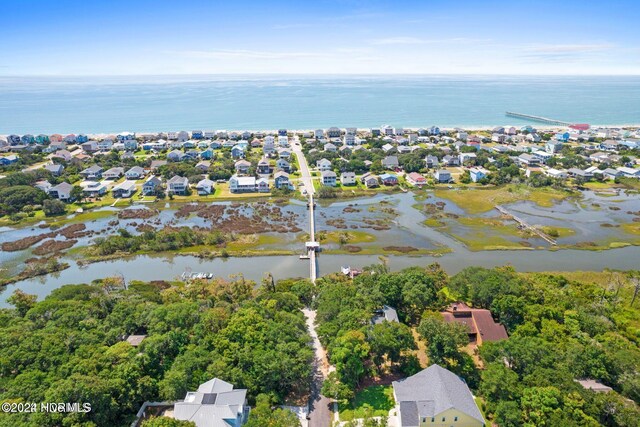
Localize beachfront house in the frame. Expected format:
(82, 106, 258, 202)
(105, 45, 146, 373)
(167, 176, 189, 195)
(173, 378, 248, 427)
(48, 182, 73, 201)
(112, 180, 137, 198)
(326, 127, 341, 138)
(321, 170, 337, 186)
(195, 178, 215, 195)
(392, 365, 485, 427)
(340, 171, 356, 186)
(274, 171, 292, 189)
(142, 176, 162, 195)
(434, 170, 452, 183)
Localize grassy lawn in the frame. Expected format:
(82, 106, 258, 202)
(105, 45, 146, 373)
(434, 184, 572, 214)
(339, 385, 395, 422)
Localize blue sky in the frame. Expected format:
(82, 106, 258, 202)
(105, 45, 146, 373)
(1, 0, 639, 75)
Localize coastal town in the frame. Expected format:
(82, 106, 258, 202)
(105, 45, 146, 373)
(1, 124, 639, 210)
(1, 123, 640, 427)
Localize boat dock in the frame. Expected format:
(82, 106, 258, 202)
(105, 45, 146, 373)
(495, 205, 557, 245)
(505, 111, 571, 126)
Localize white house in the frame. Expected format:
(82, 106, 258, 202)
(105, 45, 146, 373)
(321, 170, 337, 186)
(340, 171, 356, 186)
(195, 178, 215, 195)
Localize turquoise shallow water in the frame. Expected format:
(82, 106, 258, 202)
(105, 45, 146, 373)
(1, 74, 639, 134)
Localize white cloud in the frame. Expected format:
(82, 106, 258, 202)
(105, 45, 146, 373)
(370, 36, 492, 45)
(175, 49, 330, 60)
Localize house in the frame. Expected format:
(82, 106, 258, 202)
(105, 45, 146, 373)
(81, 141, 99, 153)
(442, 302, 507, 346)
(458, 153, 477, 165)
(262, 138, 276, 156)
(231, 145, 245, 159)
(176, 131, 189, 142)
(122, 151, 135, 160)
(372, 305, 399, 324)
(321, 170, 337, 186)
(63, 134, 77, 143)
(80, 165, 104, 180)
(545, 168, 568, 179)
(234, 159, 251, 175)
(274, 171, 292, 189)
(150, 160, 168, 171)
(142, 176, 162, 195)
(406, 172, 427, 187)
(229, 175, 256, 193)
(103, 167, 124, 180)
(617, 167, 640, 178)
(379, 173, 398, 186)
(340, 171, 356, 186)
(43, 163, 64, 176)
(424, 155, 440, 169)
(317, 158, 332, 171)
(195, 178, 215, 195)
(173, 378, 248, 427)
(517, 153, 540, 167)
(195, 161, 211, 172)
(97, 139, 113, 151)
(49, 134, 63, 143)
(433, 170, 452, 183)
(256, 177, 270, 192)
(112, 180, 137, 198)
(545, 141, 563, 153)
(191, 130, 204, 139)
(361, 172, 379, 188)
(382, 156, 399, 169)
(256, 158, 271, 175)
(326, 127, 341, 138)
(469, 167, 489, 183)
(35, 180, 52, 193)
(167, 150, 186, 162)
(576, 379, 613, 393)
(599, 168, 622, 180)
(324, 142, 337, 152)
(442, 155, 459, 166)
(49, 182, 73, 201)
(393, 365, 485, 427)
(276, 158, 290, 172)
(51, 150, 73, 162)
(277, 148, 291, 159)
(167, 176, 189, 195)
(125, 166, 145, 180)
(555, 131, 570, 142)
(200, 148, 214, 160)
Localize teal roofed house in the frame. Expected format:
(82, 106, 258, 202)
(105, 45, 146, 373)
(35, 134, 50, 144)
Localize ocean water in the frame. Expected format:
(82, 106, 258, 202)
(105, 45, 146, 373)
(1, 75, 639, 134)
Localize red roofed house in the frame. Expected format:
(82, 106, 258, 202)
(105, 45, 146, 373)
(441, 302, 507, 346)
(406, 172, 427, 187)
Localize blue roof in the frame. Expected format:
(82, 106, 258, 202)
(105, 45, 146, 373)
(380, 173, 397, 180)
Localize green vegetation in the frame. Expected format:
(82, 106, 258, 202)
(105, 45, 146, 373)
(338, 385, 395, 421)
(434, 185, 572, 214)
(0, 276, 313, 426)
(313, 264, 640, 427)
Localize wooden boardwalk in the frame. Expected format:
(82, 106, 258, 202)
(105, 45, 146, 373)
(495, 205, 557, 245)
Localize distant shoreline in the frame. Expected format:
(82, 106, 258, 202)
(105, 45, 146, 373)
(3, 124, 640, 138)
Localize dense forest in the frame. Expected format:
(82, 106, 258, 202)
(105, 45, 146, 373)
(314, 265, 640, 427)
(0, 276, 314, 427)
(0, 265, 638, 426)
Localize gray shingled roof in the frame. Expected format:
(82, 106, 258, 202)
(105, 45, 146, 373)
(393, 364, 485, 426)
